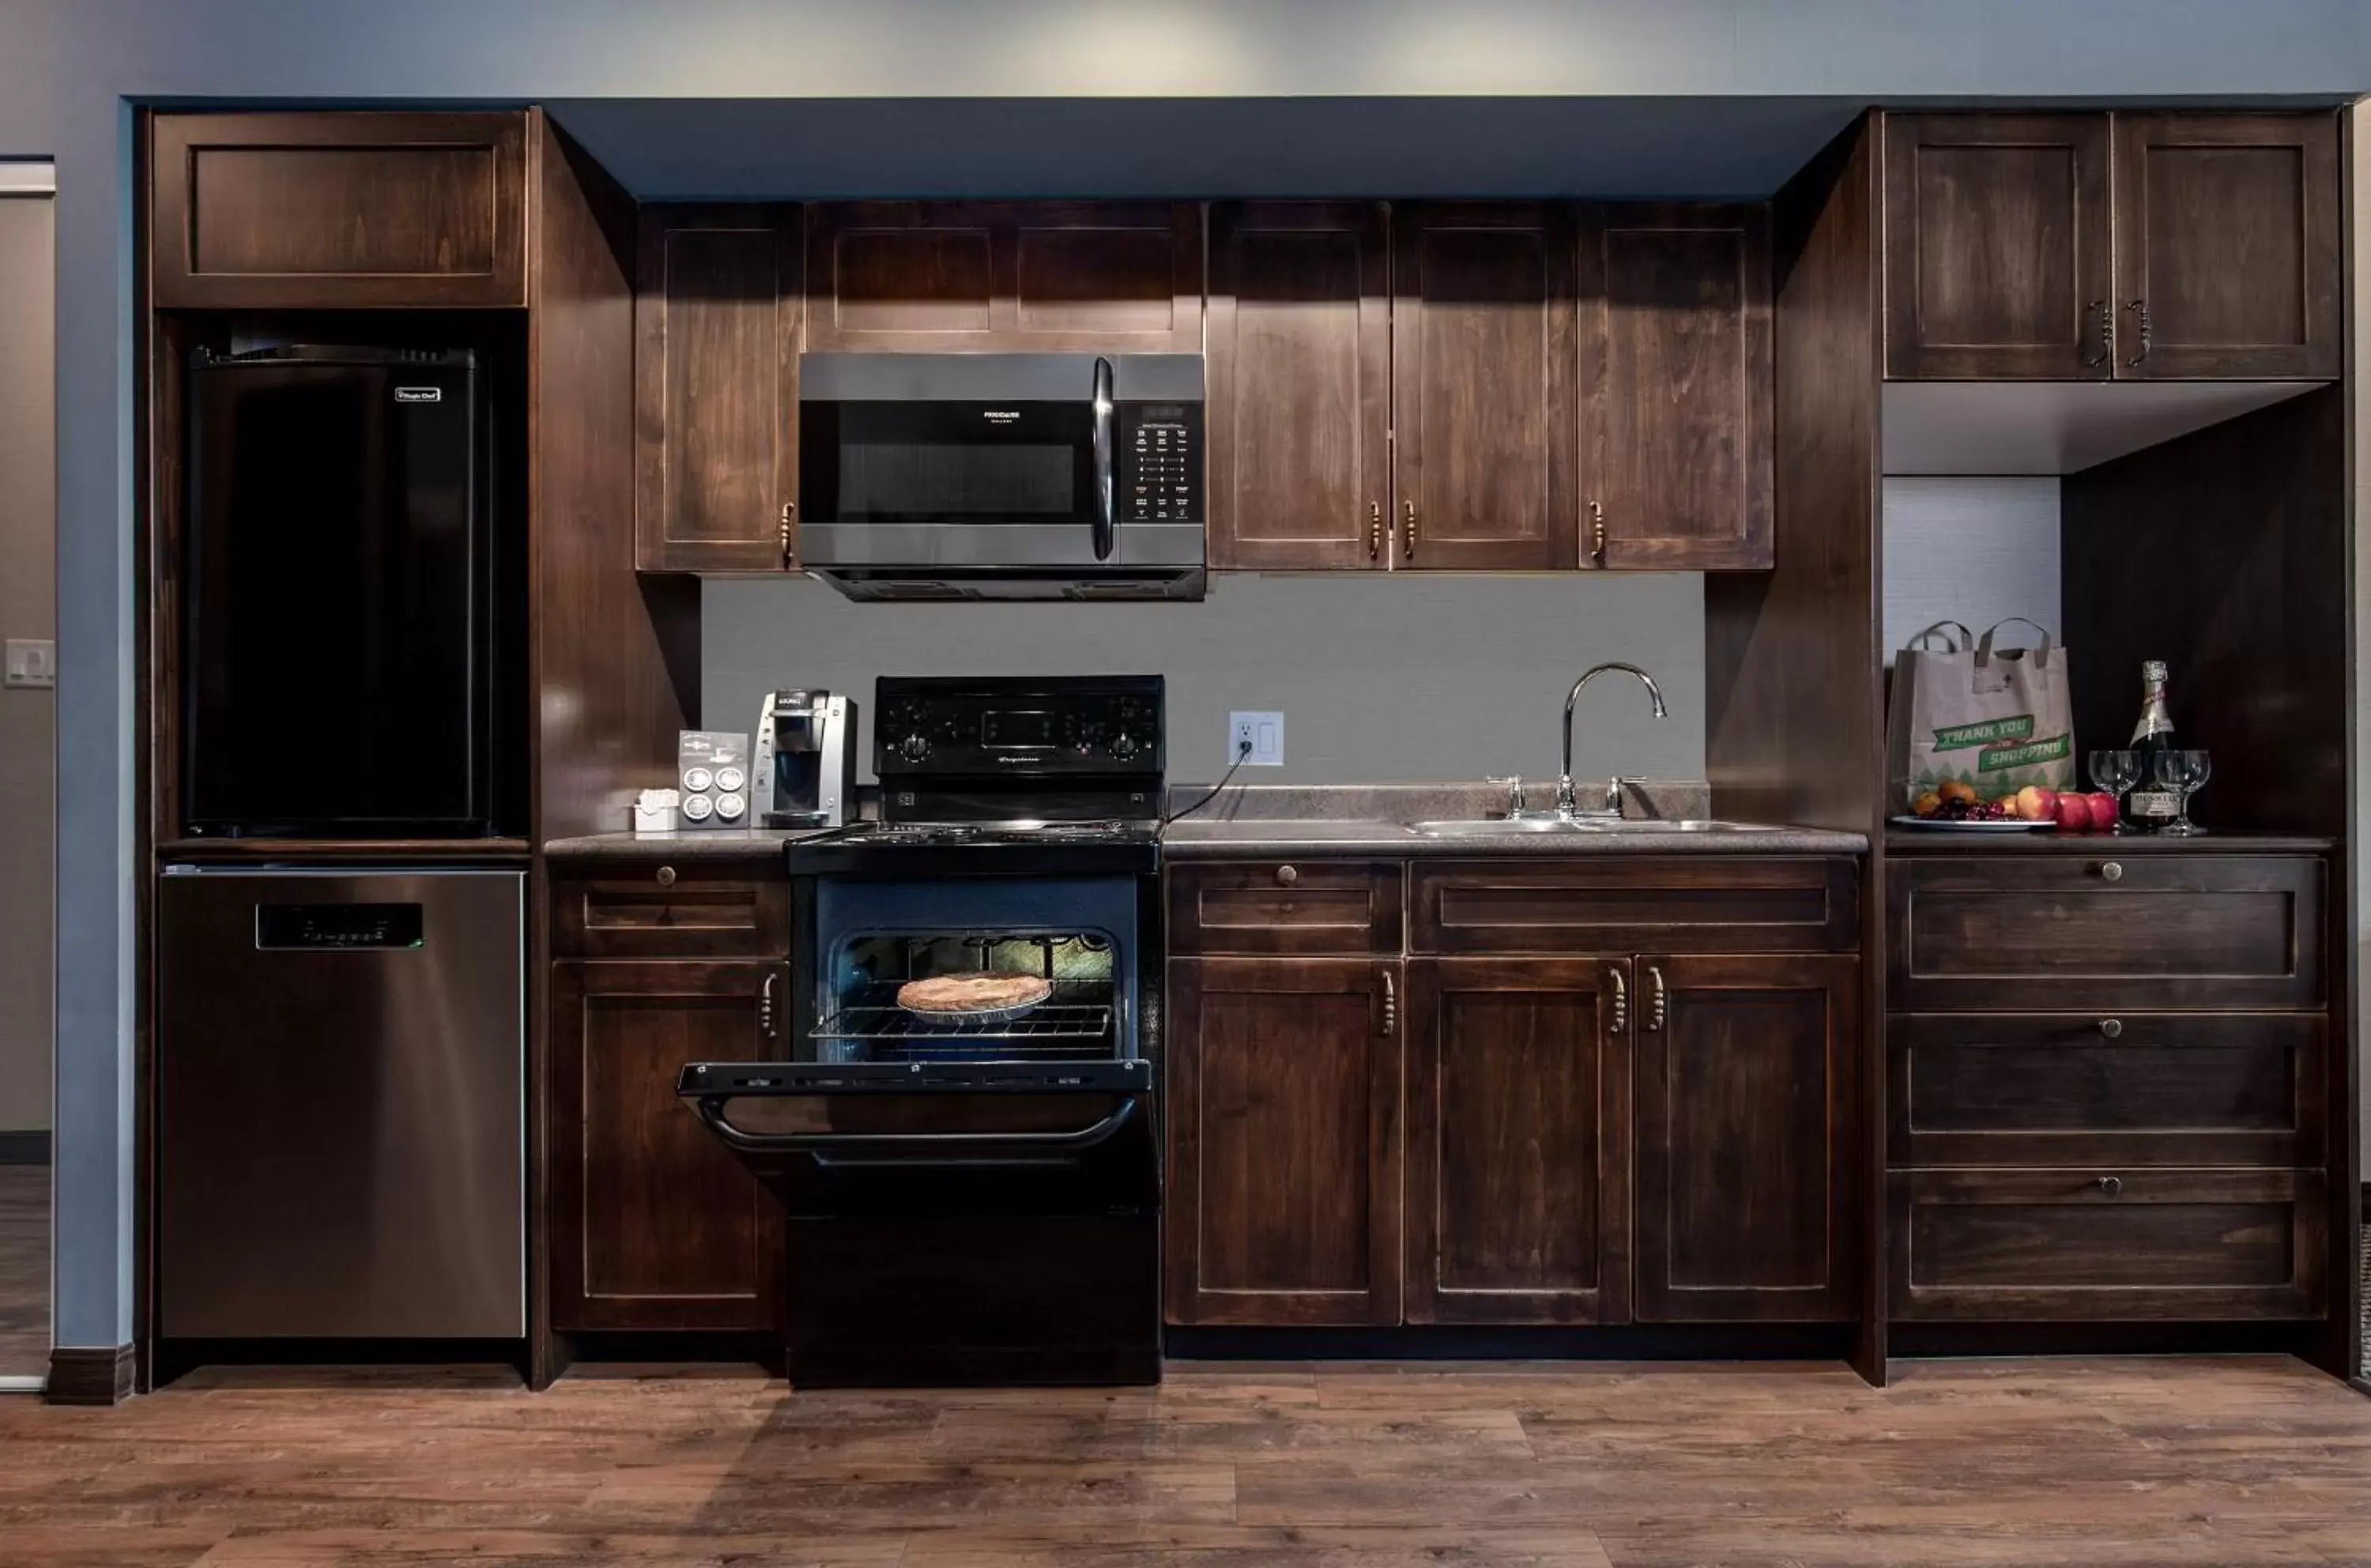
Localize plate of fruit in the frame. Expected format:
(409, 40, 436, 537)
(1894, 782, 2121, 833)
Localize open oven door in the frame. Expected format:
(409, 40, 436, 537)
(677, 1063, 1159, 1388)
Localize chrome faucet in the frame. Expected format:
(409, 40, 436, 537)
(1558, 662, 1668, 819)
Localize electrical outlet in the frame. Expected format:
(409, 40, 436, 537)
(3, 639, 54, 689)
(1228, 710, 1284, 767)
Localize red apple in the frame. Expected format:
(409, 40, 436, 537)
(2013, 785, 2058, 822)
(2050, 792, 2090, 831)
(2086, 792, 2120, 831)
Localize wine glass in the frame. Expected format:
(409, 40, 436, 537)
(2087, 749, 2141, 832)
(2152, 750, 2212, 836)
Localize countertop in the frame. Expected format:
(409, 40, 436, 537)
(1883, 827, 2336, 854)
(543, 827, 831, 861)
(1159, 818, 1868, 857)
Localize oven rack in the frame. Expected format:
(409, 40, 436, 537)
(812, 980, 1115, 1046)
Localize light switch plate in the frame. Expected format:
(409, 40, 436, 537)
(3, 639, 54, 689)
(1228, 710, 1284, 767)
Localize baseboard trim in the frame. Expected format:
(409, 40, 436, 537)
(46, 1345, 135, 1406)
(0, 1129, 50, 1165)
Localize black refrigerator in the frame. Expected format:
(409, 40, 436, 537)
(183, 345, 499, 837)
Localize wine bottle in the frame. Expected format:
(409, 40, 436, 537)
(2123, 660, 2180, 831)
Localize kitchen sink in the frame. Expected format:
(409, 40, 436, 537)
(1412, 816, 1600, 836)
(1412, 816, 1781, 837)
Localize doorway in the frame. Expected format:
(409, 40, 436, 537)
(0, 164, 55, 1387)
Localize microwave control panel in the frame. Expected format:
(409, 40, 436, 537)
(1117, 402, 1203, 526)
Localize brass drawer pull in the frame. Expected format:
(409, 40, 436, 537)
(2080, 300, 2113, 369)
(1275, 865, 1299, 888)
(760, 973, 777, 1039)
(1403, 499, 1417, 560)
(656, 865, 677, 888)
(778, 501, 797, 568)
(2098, 1018, 2124, 1039)
(1369, 501, 1382, 560)
(1381, 968, 1396, 1038)
(2096, 861, 2124, 883)
(1645, 964, 1668, 1032)
(1589, 500, 1607, 565)
(2123, 300, 2150, 368)
(1608, 966, 1628, 1034)
(2095, 1174, 2123, 1197)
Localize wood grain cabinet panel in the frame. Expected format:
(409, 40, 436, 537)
(1889, 1012, 2325, 1170)
(1882, 113, 2112, 379)
(1164, 958, 1403, 1325)
(152, 112, 527, 308)
(1406, 959, 1629, 1325)
(1635, 954, 1857, 1322)
(634, 205, 803, 572)
(1587, 205, 1774, 569)
(549, 961, 786, 1332)
(550, 865, 791, 960)
(1890, 1167, 2326, 1322)
(1887, 854, 2324, 1013)
(1206, 202, 1392, 570)
(1412, 858, 1856, 956)
(1168, 861, 1404, 957)
(1393, 203, 1584, 570)
(2112, 113, 2342, 380)
(806, 202, 1201, 352)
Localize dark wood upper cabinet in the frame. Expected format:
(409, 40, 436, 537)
(1634, 953, 1858, 1323)
(805, 202, 1202, 353)
(1883, 113, 2113, 379)
(2112, 114, 2342, 380)
(548, 959, 786, 1333)
(1164, 957, 1403, 1326)
(152, 112, 528, 309)
(1586, 205, 1774, 570)
(1393, 203, 1584, 571)
(1206, 202, 1392, 570)
(1405, 957, 1630, 1325)
(633, 205, 803, 573)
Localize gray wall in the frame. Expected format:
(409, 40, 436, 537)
(705, 573, 1706, 790)
(9, 0, 2371, 1355)
(1880, 477, 2063, 665)
(0, 188, 53, 1136)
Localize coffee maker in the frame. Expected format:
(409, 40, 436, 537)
(753, 689, 857, 828)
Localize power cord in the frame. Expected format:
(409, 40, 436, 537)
(1162, 737, 1254, 827)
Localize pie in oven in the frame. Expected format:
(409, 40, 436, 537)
(896, 971, 1054, 1015)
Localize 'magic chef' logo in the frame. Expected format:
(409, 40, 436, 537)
(394, 386, 443, 404)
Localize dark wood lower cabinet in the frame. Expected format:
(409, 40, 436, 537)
(1635, 954, 1859, 1322)
(1405, 958, 1628, 1325)
(548, 959, 787, 1332)
(1164, 957, 1403, 1325)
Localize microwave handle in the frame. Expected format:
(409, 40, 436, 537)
(1091, 356, 1116, 562)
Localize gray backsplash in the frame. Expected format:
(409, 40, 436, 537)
(702, 571, 1706, 786)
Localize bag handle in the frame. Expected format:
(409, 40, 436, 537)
(1905, 620, 1973, 654)
(1976, 617, 2055, 669)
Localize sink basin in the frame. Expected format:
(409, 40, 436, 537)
(1412, 816, 1780, 837)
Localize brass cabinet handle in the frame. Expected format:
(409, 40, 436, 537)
(2097, 861, 2124, 883)
(2098, 1017, 2124, 1038)
(1608, 966, 1628, 1034)
(1381, 968, 1397, 1038)
(2080, 300, 2113, 369)
(2095, 1174, 2123, 1197)
(1403, 498, 1417, 560)
(760, 973, 777, 1040)
(1276, 864, 1299, 888)
(1369, 501, 1382, 561)
(656, 865, 677, 888)
(1589, 500, 1607, 565)
(779, 500, 797, 568)
(2123, 300, 2150, 368)
(1645, 964, 1668, 1032)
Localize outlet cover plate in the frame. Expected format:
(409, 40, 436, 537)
(1228, 710, 1284, 767)
(3, 639, 54, 689)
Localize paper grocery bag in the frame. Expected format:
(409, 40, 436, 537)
(1886, 618, 2076, 809)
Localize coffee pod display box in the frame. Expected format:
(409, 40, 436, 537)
(675, 731, 752, 831)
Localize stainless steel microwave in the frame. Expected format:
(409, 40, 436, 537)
(797, 352, 1205, 601)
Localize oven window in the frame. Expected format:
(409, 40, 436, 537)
(816, 932, 1118, 1065)
(803, 401, 1094, 524)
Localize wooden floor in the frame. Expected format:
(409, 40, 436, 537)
(2, 1357, 2369, 1565)
(0, 1159, 47, 1377)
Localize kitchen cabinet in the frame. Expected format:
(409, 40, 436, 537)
(805, 202, 1203, 354)
(1587, 205, 1774, 570)
(1163, 957, 1404, 1325)
(1206, 202, 1393, 571)
(150, 111, 529, 310)
(1634, 953, 1858, 1322)
(1883, 111, 2339, 381)
(1393, 203, 1584, 571)
(548, 957, 788, 1332)
(634, 205, 804, 573)
(1168, 859, 1404, 957)
(1405, 957, 1628, 1324)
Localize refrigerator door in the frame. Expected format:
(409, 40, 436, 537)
(159, 869, 524, 1339)
(183, 348, 489, 835)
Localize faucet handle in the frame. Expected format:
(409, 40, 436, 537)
(1606, 775, 1628, 816)
(1487, 775, 1525, 816)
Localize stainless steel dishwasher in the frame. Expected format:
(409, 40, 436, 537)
(159, 867, 524, 1340)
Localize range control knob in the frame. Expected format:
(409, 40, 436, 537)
(1109, 732, 1141, 761)
(896, 733, 932, 763)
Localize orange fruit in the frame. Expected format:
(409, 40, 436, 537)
(1912, 791, 1942, 816)
(1939, 779, 1977, 804)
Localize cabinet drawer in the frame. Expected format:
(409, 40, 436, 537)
(1411, 858, 1856, 956)
(551, 865, 791, 959)
(1168, 862, 1403, 956)
(1889, 1168, 2325, 1322)
(1887, 854, 2323, 1012)
(1889, 1013, 2324, 1169)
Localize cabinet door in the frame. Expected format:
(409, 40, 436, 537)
(1587, 205, 1773, 570)
(1406, 958, 1629, 1325)
(1206, 203, 1391, 570)
(2111, 113, 2342, 380)
(805, 202, 1202, 353)
(1165, 958, 1403, 1325)
(548, 960, 787, 1332)
(1882, 114, 2113, 379)
(634, 205, 803, 572)
(1634, 954, 1857, 1322)
(1393, 203, 1583, 570)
